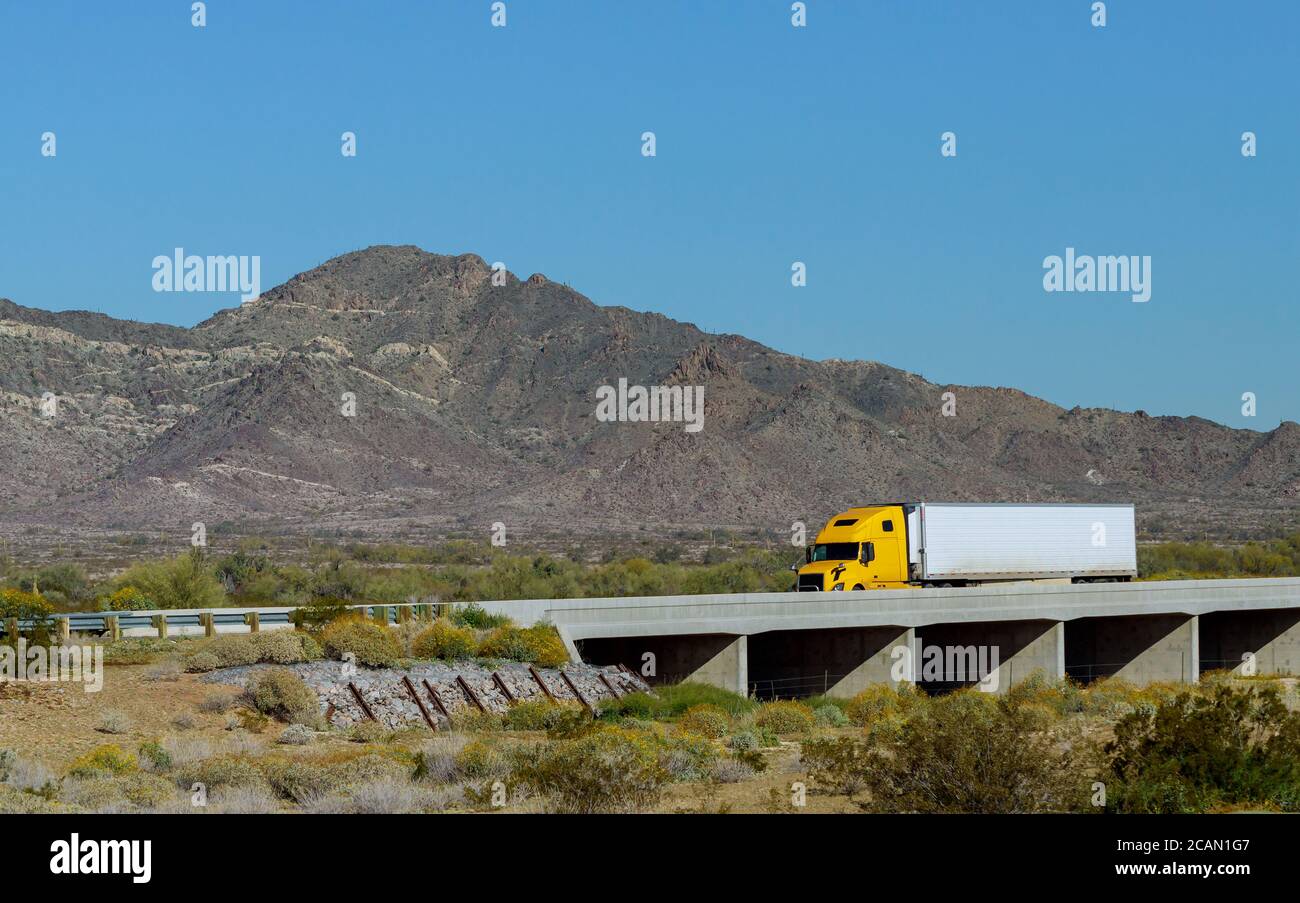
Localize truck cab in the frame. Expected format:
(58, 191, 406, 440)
(796, 505, 910, 591)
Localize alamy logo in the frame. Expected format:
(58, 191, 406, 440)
(1042, 247, 1150, 303)
(1, 640, 103, 692)
(595, 378, 704, 433)
(890, 639, 1002, 692)
(50, 834, 151, 884)
(152, 248, 261, 304)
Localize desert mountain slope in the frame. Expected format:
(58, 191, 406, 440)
(1, 245, 1296, 538)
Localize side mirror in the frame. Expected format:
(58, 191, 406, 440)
(789, 562, 799, 572)
(861, 542, 875, 564)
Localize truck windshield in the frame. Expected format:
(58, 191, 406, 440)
(808, 542, 859, 562)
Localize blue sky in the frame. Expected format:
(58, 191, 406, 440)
(1, 1, 1296, 428)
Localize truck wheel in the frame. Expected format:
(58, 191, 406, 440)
(851, 584, 864, 591)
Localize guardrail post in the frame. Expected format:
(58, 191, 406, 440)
(373, 605, 388, 626)
(245, 611, 260, 633)
(398, 606, 411, 624)
(57, 618, 71, 643)
(5, 617, 17, 641)
(104, 615, 120, 641)
(200, 612, 215, 637)
(151, 614, 168, 639)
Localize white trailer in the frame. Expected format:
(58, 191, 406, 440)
(905, 502, 1136, 584)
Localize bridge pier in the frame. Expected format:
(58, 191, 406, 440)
(1066, 613, 1199, 685)
(916, 619, 1064, 693)
(574, 633, 748, 692)
(1199, 608, 1300, 676)
(747, 626, 913, 698)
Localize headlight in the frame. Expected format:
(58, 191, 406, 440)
(832, 582, 845, 591)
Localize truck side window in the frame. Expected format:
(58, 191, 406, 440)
(882, 520, 894, 532)
(861, 542, 875, 564)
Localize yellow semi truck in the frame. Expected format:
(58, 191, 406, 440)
(794, 502, 1137, 591)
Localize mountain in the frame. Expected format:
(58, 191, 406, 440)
(1, 245, 1297, 542)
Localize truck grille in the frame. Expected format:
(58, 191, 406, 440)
(797, 574, 823, 591)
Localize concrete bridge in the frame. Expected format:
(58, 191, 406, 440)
(480, 577, 1300, 697)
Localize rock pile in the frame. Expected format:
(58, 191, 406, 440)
(210, 660, 651, 730)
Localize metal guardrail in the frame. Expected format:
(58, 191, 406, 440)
(0, 600, 437, 637)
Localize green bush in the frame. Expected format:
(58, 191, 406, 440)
(115, 549, 225, 609)
(814, 704, 850, 727)
(846, 691, 1085, 813)
(320, 617, 401, 668)
(174, 756, 267, 792)
(249, 668, 321, 726)
(411, 620, 477, 660)
(1104, 683, 1300, 813)
(202, 631, 319, 669)
(754, 700, 816, 735)
(844, 683, 925, 726)
(138, 741, 172, 772)
(449, 603, 510, 629)
(476, 626, 535, 662)
(598, 682, 756, 721)
(515, 726, 667, 813)
(185, 652, 220, 673)
(677, 704, 730, 739)
(502, 699, 565, 731)
(67, 744, 138, 778)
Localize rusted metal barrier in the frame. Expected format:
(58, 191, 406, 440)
(528, 665, 556, 701)
(559, 670, 594, 714)
(491, 671, 516, 704)
(421, 679, 453, 724)
(456, 675, 487, 713)
(402, 675, 439, 731)
(348, 683, 378, 722)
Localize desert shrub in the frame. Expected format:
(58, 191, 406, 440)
(261, 759, 334, 801)
(848, 691, 1085, 813)
(453, 708, 505, 732)
(160, 735, 213, 766)
(514, 726, 667, 813)
(1, 754, 55, 793)
(96, 710, 132, 735)
(67, 744, 138, 778)
(454, 740, 510, 781)
(727, 731, 759, 752)
(814, 704, 850, 727)
(277, 724, 315, 746)
(249, 668, 321, 726)
(251, 630, 321, 664)
(138, 741, 172, 772)
(598, 681, 756, 721)
(502, 699, 564, 731)
(324, 752, 412, 790)
(449, 603, 511, 629)
(104, 586, 153, 611)
(145, 660, 182, 682)
(102, 638, 178, 665)
(476, 626, 535, 662)
(204, 634, 260, 668)
(677, 704, 730, 739)
(414, 734, 471, 784)
(844, 683, 925, 727)
(659, 731, 719, 782)
(174, 755, 267, 792)
(320, 617, 401, 668)
(710, 757, 756, 784)
(754, 700, 816, 735)
(802, 735, 875, 796)
(213, 784, 279, 814)
(116, 549, 225, 609)
(348, 721, 390, 744)
(1005, 670, 1084, 717)
(198, 692, 239, 714)
(411, 620, 477, 660)
(0, 587, 54, 643)
(348, 777, 432, 814)
(185, 652, 220, 673)
(521, 624, 568, 667)
(1103, 683, 1300, 813)
(0, 785, 66, 814)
